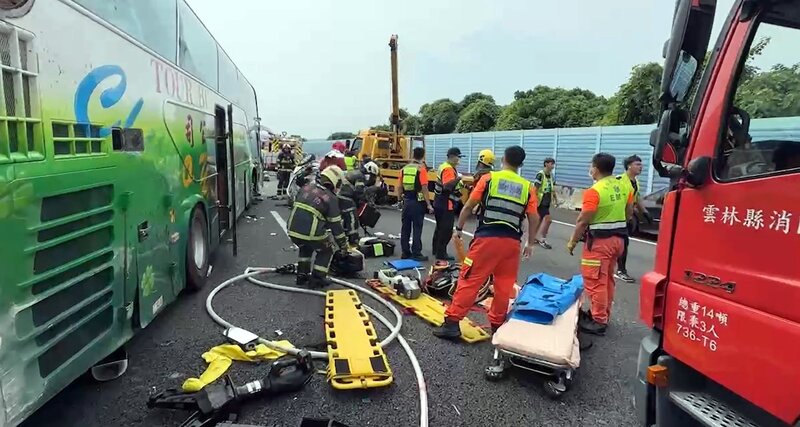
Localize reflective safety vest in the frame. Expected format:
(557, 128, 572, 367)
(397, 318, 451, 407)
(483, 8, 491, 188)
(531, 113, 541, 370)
(536, 170, 553, 200)
(478, 170, 530, 234)
(588, 175, 630, 238)
(288, 184, 345, 244)
(344, 156, 357, 171)
(434, 162, 463, 204)
(401, 163, 424, 202)
(617, 173, 640, 203)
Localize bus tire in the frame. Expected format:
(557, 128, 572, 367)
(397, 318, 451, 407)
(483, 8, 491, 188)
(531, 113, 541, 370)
(186, 206, 209, 292)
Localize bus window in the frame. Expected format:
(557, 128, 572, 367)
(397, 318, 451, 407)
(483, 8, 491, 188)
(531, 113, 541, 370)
(178, 1, 218, 89)
(74, 0, 177, 62)
(716, 20, 800, 180)
(219, 48, 240, 104)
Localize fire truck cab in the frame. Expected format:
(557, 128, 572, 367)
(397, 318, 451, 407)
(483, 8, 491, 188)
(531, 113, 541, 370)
(636, 0, 800, 426)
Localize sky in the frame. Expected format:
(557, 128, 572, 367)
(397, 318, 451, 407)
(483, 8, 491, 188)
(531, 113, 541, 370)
(188, 0, 737, 138)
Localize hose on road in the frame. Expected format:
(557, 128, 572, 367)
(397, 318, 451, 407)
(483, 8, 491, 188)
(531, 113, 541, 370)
(205, 267, 429, 427)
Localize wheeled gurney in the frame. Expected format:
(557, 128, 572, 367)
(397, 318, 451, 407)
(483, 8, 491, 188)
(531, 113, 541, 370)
(485, 299, 582, 399)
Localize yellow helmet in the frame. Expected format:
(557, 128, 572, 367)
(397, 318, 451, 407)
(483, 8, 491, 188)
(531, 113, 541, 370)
(320, 165, 344, 189)
(478, 149, 495, 167)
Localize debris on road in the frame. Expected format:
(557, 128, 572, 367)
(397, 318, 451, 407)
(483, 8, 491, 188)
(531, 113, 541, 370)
(270, 232, 277, 236)
(452, 403, 461, 416)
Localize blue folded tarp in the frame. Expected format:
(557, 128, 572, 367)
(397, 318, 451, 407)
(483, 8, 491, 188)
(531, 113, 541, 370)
(509, 273, 584, 325)
(385, 259, 423, 271)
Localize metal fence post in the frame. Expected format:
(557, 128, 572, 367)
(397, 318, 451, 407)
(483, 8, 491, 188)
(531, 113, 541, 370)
(595, 126, 602, 154)
(553, 129, 559, 181)
(468, 133, 474, 173)
(647, 144, 656, 193)
(519, 130, 524, 175)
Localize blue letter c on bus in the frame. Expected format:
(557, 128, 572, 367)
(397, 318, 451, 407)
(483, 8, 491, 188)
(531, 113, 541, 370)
(74, 65, 144, 137)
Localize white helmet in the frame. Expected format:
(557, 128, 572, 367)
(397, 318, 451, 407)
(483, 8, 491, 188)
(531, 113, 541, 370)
(363, 161, 379, 176)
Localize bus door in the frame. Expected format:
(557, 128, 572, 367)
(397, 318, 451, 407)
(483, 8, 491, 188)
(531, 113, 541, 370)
(212, 105, 238, 256)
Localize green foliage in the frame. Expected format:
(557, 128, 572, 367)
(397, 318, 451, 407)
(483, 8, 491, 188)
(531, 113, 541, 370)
(371, 124, 392, 131)
(613, 62, 663, 125)
(459, 92, 495, 111)
(455, 99, 501, 133)
(418, 99, 461, 134)
(736, 64, 800, 118)
(327, 132, 356, 140)
(496, 86, 607, 130)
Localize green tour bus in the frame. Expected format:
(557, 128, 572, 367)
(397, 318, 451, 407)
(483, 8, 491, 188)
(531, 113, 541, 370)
(0, 0, 261, 425)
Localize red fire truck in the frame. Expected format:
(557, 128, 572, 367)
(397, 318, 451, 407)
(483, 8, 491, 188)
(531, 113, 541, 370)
(636, 0, 800, 426)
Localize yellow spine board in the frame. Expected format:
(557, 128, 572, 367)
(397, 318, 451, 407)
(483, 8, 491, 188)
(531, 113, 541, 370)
(367, 281, 490, 343)
(324, 290, 393, 390)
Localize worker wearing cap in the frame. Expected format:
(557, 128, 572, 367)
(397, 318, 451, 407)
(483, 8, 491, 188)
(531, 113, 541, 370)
(432, 147, 465, 261)
(434, 146, 540, 339)
(288, 166, 349, 288)
(567, 153, 634, 336)
(394, 147, 432, 261)
(532, 157, 557, 249)
(276, 144, 296, 198)
(339, 169, 367, 245)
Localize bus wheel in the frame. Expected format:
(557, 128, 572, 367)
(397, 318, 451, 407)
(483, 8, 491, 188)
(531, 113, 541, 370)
(186, 206, 209, 292)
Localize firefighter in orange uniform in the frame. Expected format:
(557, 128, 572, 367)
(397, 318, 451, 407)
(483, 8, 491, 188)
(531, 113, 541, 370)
(433, 146, 540, 339)
(567, 153, 634, 336)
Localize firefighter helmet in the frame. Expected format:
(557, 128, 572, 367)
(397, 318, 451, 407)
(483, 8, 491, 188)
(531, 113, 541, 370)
(478, 149, 495, 167)
(363, 161, 379, 176)
(320, 165, 344, 189)
(425, 261, 493, 302)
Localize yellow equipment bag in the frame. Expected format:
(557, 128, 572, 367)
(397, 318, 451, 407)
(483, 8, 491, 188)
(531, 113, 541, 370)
(366, 280, 490, 343)
(324, 289, 393, 390)
(182, 341, 294, 392)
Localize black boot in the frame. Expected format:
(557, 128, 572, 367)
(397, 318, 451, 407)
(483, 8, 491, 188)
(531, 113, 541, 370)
(296, 273, 310, 287)
(433, 319, 461, 340)
(310, 275, 335, 289)
(579, 318, 607, 336)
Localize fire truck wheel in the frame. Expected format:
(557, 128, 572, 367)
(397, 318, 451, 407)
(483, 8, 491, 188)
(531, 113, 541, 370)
(186, 206, 210, 292)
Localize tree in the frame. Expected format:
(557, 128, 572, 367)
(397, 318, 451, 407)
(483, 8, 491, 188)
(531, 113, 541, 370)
(736, 63, 800, 118)
(495, 86, 607, 130)
(459, 92, 495, 111)
(327, 132, 356, 140)
(418, 99, 460, 134)
(455, 99, 501, 133)
(371, 124, 392, 131)
(612, 62, 663, 125)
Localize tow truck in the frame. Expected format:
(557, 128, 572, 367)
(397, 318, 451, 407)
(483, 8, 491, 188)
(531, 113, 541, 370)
(636, 1, 800, 426)
(349, 35, 471, 203)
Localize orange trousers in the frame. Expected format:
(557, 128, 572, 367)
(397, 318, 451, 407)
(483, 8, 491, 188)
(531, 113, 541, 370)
(581, 236, 624, 325)
(445, 236, 521, 328)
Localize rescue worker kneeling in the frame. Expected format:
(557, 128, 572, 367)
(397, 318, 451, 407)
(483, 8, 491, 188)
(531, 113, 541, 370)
(288, 166, 349, 288)
(434, 146, 540, 339)
(566, 153, 633, 336)
(339, 169, 367, 245)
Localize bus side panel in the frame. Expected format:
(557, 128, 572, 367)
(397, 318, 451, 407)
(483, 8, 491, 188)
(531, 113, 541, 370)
(0, 2, 248, 424)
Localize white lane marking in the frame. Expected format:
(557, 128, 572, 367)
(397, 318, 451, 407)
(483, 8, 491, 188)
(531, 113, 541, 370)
(551, 219, 656, 246)
(270, 210, 298, 249)
(424, 217, 474, 237)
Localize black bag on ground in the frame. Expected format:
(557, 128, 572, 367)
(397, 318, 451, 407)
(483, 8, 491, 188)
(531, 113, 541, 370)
(358, 237, 395, 258)
(357, 202, 381, 228)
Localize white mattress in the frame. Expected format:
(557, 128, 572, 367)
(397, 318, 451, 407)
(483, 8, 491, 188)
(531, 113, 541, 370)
(492, 300, 581, 369)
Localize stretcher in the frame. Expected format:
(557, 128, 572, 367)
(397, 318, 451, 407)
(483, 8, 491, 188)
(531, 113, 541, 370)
(324, 289, 393, 390)
(366, 279, 490, 343)
(484, 299, 582, 399)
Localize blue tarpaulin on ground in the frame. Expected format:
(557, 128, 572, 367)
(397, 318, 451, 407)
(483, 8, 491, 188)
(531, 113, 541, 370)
(385, 259, 423, 271)
(509, 273, 584, 325)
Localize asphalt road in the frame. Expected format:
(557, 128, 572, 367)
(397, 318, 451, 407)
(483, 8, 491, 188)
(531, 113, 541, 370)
(22, 180, 655, 427)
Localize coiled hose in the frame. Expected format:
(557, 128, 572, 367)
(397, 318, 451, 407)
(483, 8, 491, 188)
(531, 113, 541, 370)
(205, 267, 429, 427)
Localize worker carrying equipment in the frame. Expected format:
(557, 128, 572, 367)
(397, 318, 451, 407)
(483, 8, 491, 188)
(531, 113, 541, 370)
(434, 145, 541, 340)
(567, 153, 633, 336)
(288, 165, 349, 288)
(339, 169, 367, 245)
(276, 144, 296, 198)
(433, 147, 465, 261)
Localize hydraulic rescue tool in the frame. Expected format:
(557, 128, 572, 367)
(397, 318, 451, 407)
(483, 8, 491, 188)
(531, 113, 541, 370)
(375, 268, 422, 299)
(147, 351, 315, 427)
